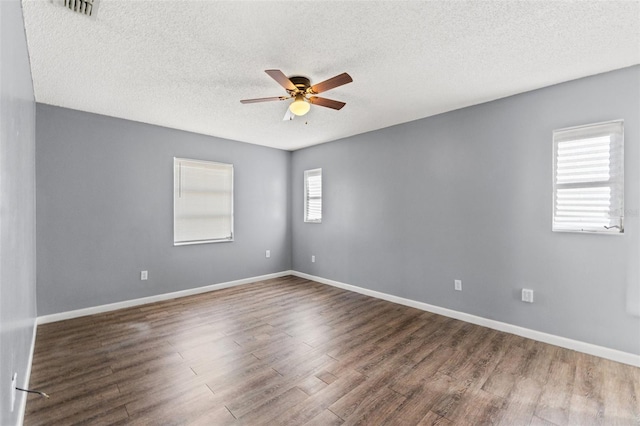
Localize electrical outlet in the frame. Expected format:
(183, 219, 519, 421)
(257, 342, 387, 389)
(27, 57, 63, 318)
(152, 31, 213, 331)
(311, 255, 316, 263)
(454, 279, 462, 291)
(265, 250, 271, 258)
(10, 372, 17, 412)
(522, 288, 534, 303)
(140, 270, 148, 280)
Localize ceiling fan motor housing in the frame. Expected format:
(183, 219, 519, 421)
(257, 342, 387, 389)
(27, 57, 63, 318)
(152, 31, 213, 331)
(288, 76, 311, 94)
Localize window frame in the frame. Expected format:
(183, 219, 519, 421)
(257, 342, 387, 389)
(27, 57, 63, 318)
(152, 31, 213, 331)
(173, 157, 234, 245)
(304, 168, 322, 223)
(552, 120, 624, 234)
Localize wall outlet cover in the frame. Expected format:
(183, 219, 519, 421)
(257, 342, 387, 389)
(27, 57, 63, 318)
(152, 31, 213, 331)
(454, 279, 462, 291)
(522, 288, 534, 303)
(265, 250, 271, 258)
(141, 270, 148, 280)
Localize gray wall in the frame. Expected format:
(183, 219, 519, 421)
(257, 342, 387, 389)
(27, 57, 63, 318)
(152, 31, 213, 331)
(33, 64, 640, 357)
(0, 1, 38, 424)
(292, 66, 640, 355)
(36, 105, 291, 315)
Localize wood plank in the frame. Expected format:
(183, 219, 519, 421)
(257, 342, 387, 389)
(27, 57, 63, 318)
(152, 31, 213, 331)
(567, 394, 605, 425)
(303, 409, 344, 426)
(234, 386, 309, 424)
(339, 385, 406, 426)
(534, 358, 575, 425)
(495, 376, 543, 425)
(329, 368, 404, 420)
(417, 410, 453, 425)
(601, 359, 640, 423)
(185, 405, 237, 425)
(296, 375, 329, 396)
(316, 370, 338, 385)
(529, 414, 558, 426)
(272, 369, 366, 425)
(377, 373, 454, 424)
(125, 384, 220, 424)
(440, 388, 505, 425)
(482, 370, 517, 399)
(389, 345, 455, 396)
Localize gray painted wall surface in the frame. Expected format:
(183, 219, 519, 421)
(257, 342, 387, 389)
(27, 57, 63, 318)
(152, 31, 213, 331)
(292, 66, 640, 355)
(0, 1, 37, 424)
(36, 105, 291, 315)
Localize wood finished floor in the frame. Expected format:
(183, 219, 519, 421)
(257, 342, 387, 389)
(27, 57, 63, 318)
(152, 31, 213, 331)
(25, 276, 639, 425)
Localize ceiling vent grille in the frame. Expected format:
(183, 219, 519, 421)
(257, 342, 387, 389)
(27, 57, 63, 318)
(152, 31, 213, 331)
(52, 0, 99, 17)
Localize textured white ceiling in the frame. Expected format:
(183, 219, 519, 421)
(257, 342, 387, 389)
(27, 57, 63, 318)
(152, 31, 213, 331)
(22, 1, 640, 151)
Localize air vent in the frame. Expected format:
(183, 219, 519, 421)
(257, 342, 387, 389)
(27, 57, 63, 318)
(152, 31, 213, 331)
(52, 0, 99, 17)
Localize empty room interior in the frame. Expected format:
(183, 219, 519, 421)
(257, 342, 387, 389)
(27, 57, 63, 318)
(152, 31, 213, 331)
(2, 0, 640, 425)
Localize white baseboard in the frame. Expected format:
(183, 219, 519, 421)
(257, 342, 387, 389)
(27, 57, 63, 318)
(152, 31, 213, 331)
(17, 320, 37, 426)
(37, 271, 294, 325)
(291, 271, 640, 367)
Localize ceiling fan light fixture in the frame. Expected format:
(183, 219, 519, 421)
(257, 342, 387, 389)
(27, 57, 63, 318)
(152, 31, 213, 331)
(289, 94, 310, 116)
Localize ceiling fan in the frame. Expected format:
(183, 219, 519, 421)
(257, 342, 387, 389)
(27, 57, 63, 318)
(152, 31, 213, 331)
(240, 70, 353, 120)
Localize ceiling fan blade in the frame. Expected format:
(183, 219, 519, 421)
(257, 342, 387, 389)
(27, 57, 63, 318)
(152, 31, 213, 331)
(265, 70, 297, 91)
(309, 96, 346, 110)
(240, 96, 290, 104)
(283, 108, 295, 121)
(309, 73, 353, 94)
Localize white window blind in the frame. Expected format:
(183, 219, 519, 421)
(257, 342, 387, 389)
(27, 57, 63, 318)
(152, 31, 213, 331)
(552, 120, 624, 234)
(174, 158, 234, 245)
(304, 168, 322, 223)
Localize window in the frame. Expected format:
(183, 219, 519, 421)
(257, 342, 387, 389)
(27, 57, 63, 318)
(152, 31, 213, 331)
(552, 120, 624, 234)
(304, 168, 322, 223)
(174, 158, 233, 245)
